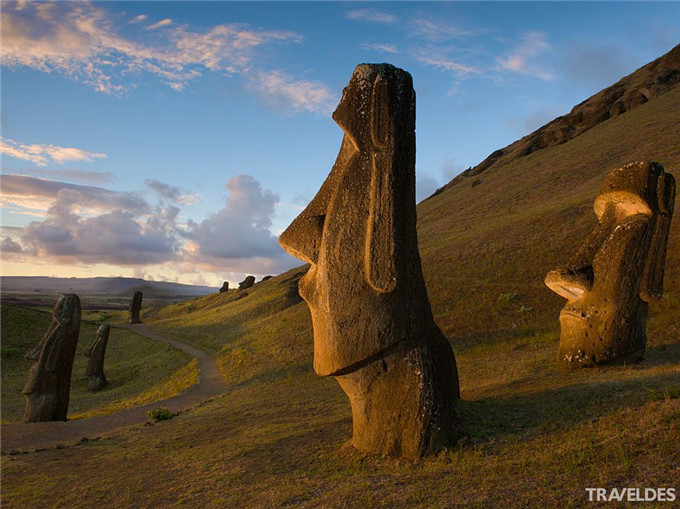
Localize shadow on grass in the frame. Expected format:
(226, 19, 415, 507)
(456, 345, 680, 445)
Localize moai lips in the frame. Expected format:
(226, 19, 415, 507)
(546, 162, 675, 367)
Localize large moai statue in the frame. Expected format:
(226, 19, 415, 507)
(238, 276, 255, 290)
(128, 291, 143, 324)
(23, 294, 81, 422)
(84, 323, 110, 392)
(279, 63, 460, 457)
(545, 162, 675, 367)
(219, 281, 229, 293)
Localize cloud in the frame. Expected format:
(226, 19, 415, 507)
(187, 174, 296, 271)
(496, 31, 553, 80)
(1, 137, 106, 166)
(20, 190, 182, 265)
(411, 18, 476, 41)
(415, 52, 481, 78)
(1, 236, 24, 253)
(146, 18, 172, 30)
(346, 9, 397, 24)
(130, 14, 147, 24)
(416, 171, 441, 203)
(522, 105, 566, 133)
(360, 43, 399, 54)
(0, 174, 148, 215)
(441, 158, 464, 181)
(247, 69, 336, 115)
(20, 168, 115, 185)
(146, 179, 182, 201)
(0, 1, 307, 98)
(561, 42, 630, 90)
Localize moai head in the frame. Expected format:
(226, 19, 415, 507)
(545, 162, 675, 367)
(238, 276, 255, 290)
(279, 63, 426, 376)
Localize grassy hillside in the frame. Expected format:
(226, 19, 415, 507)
(2, 56, 679, 507)
(0, 303, 196, 422)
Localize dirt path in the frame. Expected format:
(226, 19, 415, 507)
(1, 324, 226, 454)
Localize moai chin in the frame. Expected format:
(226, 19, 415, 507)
(128, 291, 143, 324)
(279, 63, 460, 457)
(85, 323, 110, 392)
(23, 293, 81, 422)
(545, 162, 675, 367)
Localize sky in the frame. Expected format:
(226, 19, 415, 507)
(1, 1, 679, 288)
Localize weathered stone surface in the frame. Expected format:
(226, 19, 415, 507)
(84, 323, 110, 392)
(545, 161, 675, 367)
(279, 63, 460, 457)
(128, 291, 143, 324)
(219, 281, 229, 293)
(260, 275, 273, 282)
(23, 294, 81, 422)
(238, 276, 255, 290)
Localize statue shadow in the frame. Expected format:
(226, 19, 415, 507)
(455, 342, 680, 445)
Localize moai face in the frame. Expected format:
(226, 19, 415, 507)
(546, 162, 675, 366)
(279, 64, 425, 376)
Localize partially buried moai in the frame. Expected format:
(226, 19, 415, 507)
(84, 323, 110, 391)
(23, 294, 81, 422)
(128, 291, 143, 324)
(545, 161, 675, 367)
(279, 63, 460, 457)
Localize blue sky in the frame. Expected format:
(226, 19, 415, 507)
(1, 1, 678, 287)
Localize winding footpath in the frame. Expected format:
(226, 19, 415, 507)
(1, 324, 226, 454)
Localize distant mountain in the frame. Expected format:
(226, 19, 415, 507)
(434, 43, 680, 196)
(0, 276, 216, 297)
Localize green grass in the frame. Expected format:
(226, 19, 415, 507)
(1, 303, 195, 422)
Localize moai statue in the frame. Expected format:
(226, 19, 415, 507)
(238, 276, 255, 290)
(279, 64, 460, 457)
(23, 294, 81, 422)
(219, 281, 229, 293)
(128, 291, 143, 324)
(84, 323, 110, 391)
(545, 161, 675, 367)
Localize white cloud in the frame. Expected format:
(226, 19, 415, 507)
(411, 18, 476, 41)
(19, 168, 115, 185)
(415, 52, 481, 77)
(247, 69, 336, 115)
(496, 31, 553, 81)
(146, 18, 172, 30)
(1, 137, 106, 166)
(360, 43, 399, 54)
(346, 9, 397, 24)
(0, 1, 311, 103)
(130, 14, 147, 24)
(187, 174, 296, 271)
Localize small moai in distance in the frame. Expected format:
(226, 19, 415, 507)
(84, 323, 110, 392)
(219, 281, 229, 293)
(279, 63, 460, 457)
(545, 161, 675, 367)
(23, 293, 81, 422)
(128, 291, 143, 324)
(238, 276, 255, 290)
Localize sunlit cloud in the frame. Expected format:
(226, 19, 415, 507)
(496, 31, 553, 80)
(411, 18, 477, 40)
(247, 69, 336, 115)
(129, 14, 147, 24)
(146, 18, 172, 30)
(415, 52, 481, 77)
(346, 9, 397, 24)
(1, 137, 106, 166)
(360, 43, 399, 54)
(20, 168, 115, 185)
(1, 1, 309, 101)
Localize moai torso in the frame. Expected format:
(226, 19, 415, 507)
(85, 323, 110, 391)
(545, 162, 675, 367)
(128, 291, 143, 324)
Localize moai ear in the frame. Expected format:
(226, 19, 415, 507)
(365, 75, 398, 293)
(641, 172, 675, 301)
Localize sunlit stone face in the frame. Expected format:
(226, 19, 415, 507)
(545, 162, 675, 367)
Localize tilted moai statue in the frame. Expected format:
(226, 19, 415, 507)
(545, 162, 675, 367)
(238, 276, 255, 290)
(219, 281, 229, 293)
(84, 323, 110, 392)
(128, 291, 143, 324)
(279, 64, 460, 457)
(23, 294, 81, 422)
